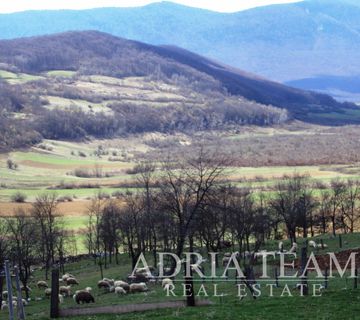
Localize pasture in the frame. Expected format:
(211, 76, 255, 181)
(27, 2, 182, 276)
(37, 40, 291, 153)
(6, 232, 360, 320)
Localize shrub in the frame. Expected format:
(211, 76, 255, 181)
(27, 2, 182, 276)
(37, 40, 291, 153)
(11, 192, 27, 203)
(7, 159, 18, 170)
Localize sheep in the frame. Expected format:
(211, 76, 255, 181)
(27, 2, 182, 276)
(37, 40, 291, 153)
(44, 288, 52, 297)
(74, 291, 95, 304)
(58, 295, 64, 304)
(108, 286, 115, 293)
(61, 273, 75, 282)
(161, 278, 173, 288)
(222, 256, 230, 267)
(102, 278, 114, 286)
(2, 291, 8, 299)
(75, 287, 92, 295)
(37, 281, 48, 289)
(115, 286, 127, 295)
(20, 285, 32, 293)
(278, 241, 284, 252)
(129, 282, 148, 293)
(135, 267, 150, 275)
(1, 301, 8, 310)
(114, 281, 130, 292)
(59, 286, 72, 297)
(97, 280, 111, 289)
(288, 242, 298, 253)
(66, 277, 79, 286)
(13, 297, 28, 306)
(308, 240, 317, 248)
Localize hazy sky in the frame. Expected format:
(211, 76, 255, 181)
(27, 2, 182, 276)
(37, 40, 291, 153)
(0, 0, 301, 14)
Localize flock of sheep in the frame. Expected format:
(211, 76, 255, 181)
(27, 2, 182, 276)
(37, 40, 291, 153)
(1, 240, 329, 310)
(1, 268, 175, 310)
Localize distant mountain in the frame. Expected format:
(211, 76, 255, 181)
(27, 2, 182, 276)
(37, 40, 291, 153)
(0, 1, 360, 100)
(0, 30, 355, 123)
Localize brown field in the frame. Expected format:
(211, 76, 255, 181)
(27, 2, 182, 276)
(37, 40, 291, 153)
(0, 200, 91, 216)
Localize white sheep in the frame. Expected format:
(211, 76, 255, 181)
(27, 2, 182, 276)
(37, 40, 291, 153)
(58, 295, 64, 304)
(66, 277, 79, 285)
(2, 291, 8, 299)
(115, 286, 127, 295)
(1, 301, 8, 310)
(288, 242, 298, 253)
(102, 278, 115, 286)
(59, 286, 72, 297)
(308, 240, 317, 248)
(129, 282, 148, 293)
(278, 241, 284, 252)
(44, 288, 52, 297)
(37, 281, 48, 289)
(222, 256, 230, 267)
(161, 278, 173, 288)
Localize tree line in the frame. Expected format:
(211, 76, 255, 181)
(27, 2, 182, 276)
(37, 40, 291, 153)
(1, 149, 360, 294)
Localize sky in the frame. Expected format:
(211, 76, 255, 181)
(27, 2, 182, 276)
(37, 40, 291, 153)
(0, 0, 302, 14)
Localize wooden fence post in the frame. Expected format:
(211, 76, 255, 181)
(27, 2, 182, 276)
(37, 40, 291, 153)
(339, 234, 342, 249)
(300, 247, 308, 296)
(183, 262, 195, 307)
(275, 267, 280, 288)
(4, 261, 15, 320)
(354, 269, 358, 289)
(14, 266, 26, 320)
(50, 268, 60, 318)
(324, 268, 328, 289)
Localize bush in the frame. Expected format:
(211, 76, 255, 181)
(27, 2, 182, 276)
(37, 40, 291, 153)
(7, 159, 18, 170)
(11, 192, 27, 203)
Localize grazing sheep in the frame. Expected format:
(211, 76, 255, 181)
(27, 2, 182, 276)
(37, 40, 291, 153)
(37, 281, 48, 289)
(58, 295, 64, 304)
(308, 240, 317, 248)
(102, 278, 114, 286)
(108, 286, 115, 293)
(161, 278, 173, 288)
(97, 280, 111, 289)
(129, 282, 148, 293)
(2, 291, 8, 299)
(114, 281, 130, 292)
(278, 241, 284, 252)
(59, 286, 72, 297)
(288, 242, 298, 253)
(66, 277, 79, 286)
(115, 286, 127, 295)
(20, 285, 32, 293)
(1, 301, 8, 310)
(61, 273, 75, 282)
(44, 288, 52, 297)
(74, 291, 95, 304)
(222, 256, 230, 267)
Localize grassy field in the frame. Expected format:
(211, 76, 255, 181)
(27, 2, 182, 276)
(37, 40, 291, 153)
(6, 232, 360, 320)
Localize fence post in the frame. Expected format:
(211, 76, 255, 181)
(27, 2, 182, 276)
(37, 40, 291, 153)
(4, 261, 15, 320)
(300, 247, 308, 296)
(14, 266, 26, 320)
(275, 267, 280, 288)
(339, 234, 342, 249)
(50, 268, 60, 318)
(320, 239, 324, 250)
(183, 262, 195, 307)
(354, 269, 358, 289)
(324, 268, 328, 289)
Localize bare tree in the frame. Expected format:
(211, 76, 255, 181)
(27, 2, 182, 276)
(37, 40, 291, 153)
(6, 210, 39, 299)
(158, 147, 226, 266)
(31, 193, 62, 279)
